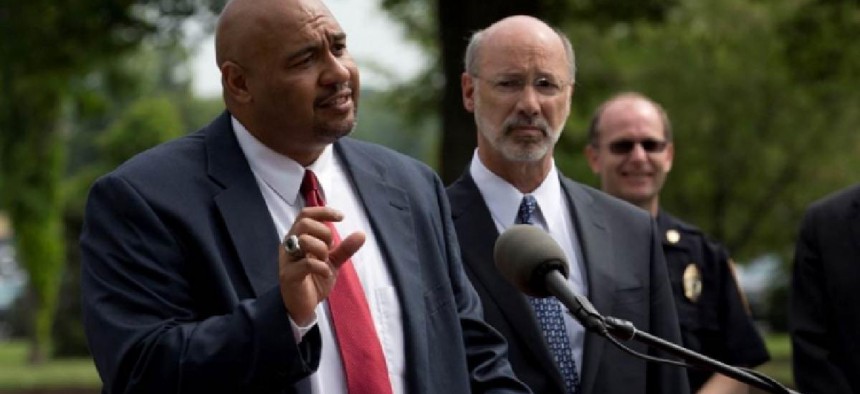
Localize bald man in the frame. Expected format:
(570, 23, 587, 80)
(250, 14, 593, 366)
(447, 17, 689, 394)
(80, 0, 529, 392)
(585, 92, 769, 393)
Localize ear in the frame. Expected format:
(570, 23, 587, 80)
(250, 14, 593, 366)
(461, 72, 475, 113)
(585, 144, 601, 174)
(221, 61, 252, 104)
(664, 142, 675, 173)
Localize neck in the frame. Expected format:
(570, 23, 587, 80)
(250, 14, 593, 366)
(479, 149, 552, 194)
(641, 198, 659, 217)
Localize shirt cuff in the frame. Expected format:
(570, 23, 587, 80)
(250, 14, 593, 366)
(289, 312, 319, 343)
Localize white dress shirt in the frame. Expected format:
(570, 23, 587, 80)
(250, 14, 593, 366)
(469, 150, 588, 376)
(232, 117, 406, 394)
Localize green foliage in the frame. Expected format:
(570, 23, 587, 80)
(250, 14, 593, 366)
(98, 96, 186, 166)
(0, 0, 223, 363)
(560, 0, 860, 261)
(352, 89, 440, 167)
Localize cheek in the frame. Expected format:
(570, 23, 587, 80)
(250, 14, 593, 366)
(546, 99, 570, 125)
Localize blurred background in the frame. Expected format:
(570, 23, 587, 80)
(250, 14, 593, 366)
(1, 0, 859, 391)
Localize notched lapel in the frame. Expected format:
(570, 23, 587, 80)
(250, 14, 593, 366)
(560, 177, 615, 394)
(449, 175, 564, 388)
(334, 140, 427, 392)
(207, 112, 280, 297)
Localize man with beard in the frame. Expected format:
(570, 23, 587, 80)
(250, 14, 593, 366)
(585, 92, 769, 393)
(79, 0, 530, 392)
(446, 16, 689, 394)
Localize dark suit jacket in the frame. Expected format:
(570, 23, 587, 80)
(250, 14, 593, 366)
(790, 183, 860, 394)
(80, 111, 529, 394)
(447, 172, 689, 394)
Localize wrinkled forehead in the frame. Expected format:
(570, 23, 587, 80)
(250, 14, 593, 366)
(478, 27, 568, 75)
(218, 0, 344, 63)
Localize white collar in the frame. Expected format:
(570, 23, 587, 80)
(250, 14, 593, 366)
(469, 150, 564, 229)
(231, 116, 335, 206)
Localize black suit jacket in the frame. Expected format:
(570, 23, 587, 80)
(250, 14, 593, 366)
(790, 183, 860, 394)
(80, 111, 529, 393)
(447, 171, 689, 394)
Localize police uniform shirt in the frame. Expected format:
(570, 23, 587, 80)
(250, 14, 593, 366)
(656, 210, 770, 392)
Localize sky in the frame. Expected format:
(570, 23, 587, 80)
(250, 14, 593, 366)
(190, 0, 428, 97)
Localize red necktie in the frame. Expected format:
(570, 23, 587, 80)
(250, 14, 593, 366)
(300, 169, 393, 394)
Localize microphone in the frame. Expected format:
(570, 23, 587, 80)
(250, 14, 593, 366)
(494, 224, 606, 332)
(493, 225, 798, 394)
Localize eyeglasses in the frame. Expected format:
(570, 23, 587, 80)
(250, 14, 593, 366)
(470, 74, 573, 97)
(606, 138, 669, 155)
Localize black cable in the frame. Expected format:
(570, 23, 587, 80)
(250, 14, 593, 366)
(596, 323, 795, 394)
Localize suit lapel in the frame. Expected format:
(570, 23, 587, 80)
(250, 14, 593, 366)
(206, 112, 280, 296)
(448, 173, 565, 389)
(334, 139, 427, 392)
(559, 176, 615, 394)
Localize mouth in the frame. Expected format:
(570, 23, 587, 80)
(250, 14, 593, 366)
(317, 89, 353, 111)
(620, 170, 655, 183)
(506, 125, 547, 138)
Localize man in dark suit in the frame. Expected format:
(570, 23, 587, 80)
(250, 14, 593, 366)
(446, 16, 688, 394)
(79, 0, 529, 392)
(790, 183, 860, 394)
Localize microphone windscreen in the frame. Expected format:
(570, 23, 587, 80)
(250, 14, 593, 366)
(494, 224, 569, 297)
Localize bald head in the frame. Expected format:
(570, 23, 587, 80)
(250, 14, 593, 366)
(588, 92, 672, 146)
(216, 0, 319, 69)
(464, 16, 575, 82)
(212, 0, 359, 165)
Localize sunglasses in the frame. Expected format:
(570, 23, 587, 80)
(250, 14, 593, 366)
(606, 138, 669, 155)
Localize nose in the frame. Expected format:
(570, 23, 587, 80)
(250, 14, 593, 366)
(320, 53, 352, 87)
(627, 142, 649, 162)
(515, 85, 541, 117)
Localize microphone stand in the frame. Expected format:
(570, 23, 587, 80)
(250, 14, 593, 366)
(543, 270, 799, 394)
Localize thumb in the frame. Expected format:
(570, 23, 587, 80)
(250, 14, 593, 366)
(330, 231, 366, 269)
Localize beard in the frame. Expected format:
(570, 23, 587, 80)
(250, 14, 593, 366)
(477, 113, 562, 162)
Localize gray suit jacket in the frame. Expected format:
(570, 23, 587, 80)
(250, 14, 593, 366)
(80, 111, 529, 393)
(447, 171, 689, 394)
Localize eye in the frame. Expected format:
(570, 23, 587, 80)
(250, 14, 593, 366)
(294, 55, 314, 67)
(534, 77, 561, 94)
(493, 78, 524, 92)
(331, 42, 347, 56)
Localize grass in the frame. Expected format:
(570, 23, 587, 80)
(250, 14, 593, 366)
(0, 341, 100, 390)
(751, 332, 794, 393)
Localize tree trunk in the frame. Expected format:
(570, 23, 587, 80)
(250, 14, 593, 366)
(436, 0, 542, 183)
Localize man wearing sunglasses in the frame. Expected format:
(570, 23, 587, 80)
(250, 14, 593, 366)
(585, 92, 770, 393)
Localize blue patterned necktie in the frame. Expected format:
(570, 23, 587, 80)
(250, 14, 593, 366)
(517, 195, 580, 394)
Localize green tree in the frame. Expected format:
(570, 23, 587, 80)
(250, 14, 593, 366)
(560, 0, 860, 261)
(382, 0, 860, 263)
(0, 0, 224, 363)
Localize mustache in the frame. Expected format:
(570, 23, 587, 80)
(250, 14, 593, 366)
(315, 83, 352, 106)
(502, 116, 550, 136)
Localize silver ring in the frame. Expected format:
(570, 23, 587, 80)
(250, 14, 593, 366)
(283, 235, 303, 259)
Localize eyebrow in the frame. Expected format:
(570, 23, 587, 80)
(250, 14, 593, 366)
(284, 32, 347, 63)
(329, 32, 346, 42)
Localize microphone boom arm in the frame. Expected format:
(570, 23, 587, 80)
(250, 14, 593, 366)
(543, 270, 799, 394)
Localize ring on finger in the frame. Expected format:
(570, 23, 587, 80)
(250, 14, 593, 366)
(283, 235, 304, 259)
